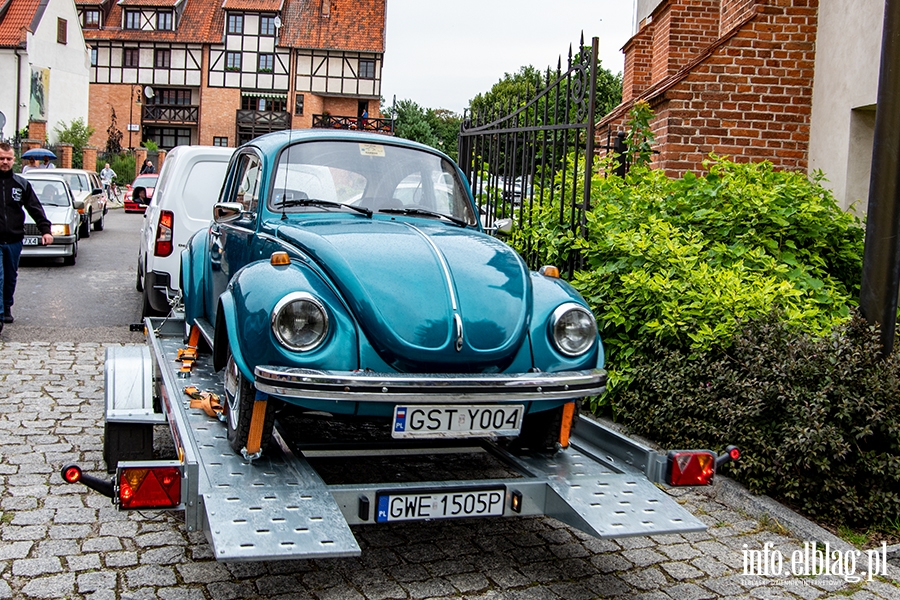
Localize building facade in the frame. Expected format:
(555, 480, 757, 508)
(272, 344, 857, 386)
(608, 0, 883, 213)
(0, 0, 91, 143)
(79, 0, 387, 150)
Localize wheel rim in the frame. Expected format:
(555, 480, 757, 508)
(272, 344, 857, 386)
(224, 354, 242, 430)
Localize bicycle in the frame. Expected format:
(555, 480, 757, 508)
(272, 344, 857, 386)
(103, 179, 121, 206)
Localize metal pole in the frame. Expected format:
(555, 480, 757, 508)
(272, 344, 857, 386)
(860, 0, 900, 355)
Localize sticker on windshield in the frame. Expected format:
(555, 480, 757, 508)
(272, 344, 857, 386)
(359, 144, 385, 157)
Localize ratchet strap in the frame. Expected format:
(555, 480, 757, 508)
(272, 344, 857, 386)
(244, 393, 269, 457)
(184, 386, 223, 419)
(559, 402, 576, 449)
(176, 326, 201, 373)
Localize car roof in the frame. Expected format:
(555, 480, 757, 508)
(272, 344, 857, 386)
(245, 130, 450, 161)
(44, 168, 99, 175)
(24, 173, 72, 186)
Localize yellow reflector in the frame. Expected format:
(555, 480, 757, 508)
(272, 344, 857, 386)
(271, 252, 290, 266)
(539, 265, 560, 278)
(122, 468, 148, 489)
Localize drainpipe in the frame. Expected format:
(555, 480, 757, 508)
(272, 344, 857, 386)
(14, 48, 23, 137)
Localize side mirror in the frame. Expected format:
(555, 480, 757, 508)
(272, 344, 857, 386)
(73, 199, 85, 210)
(214, 202, 245, 223)
(495, 218, 514, 236)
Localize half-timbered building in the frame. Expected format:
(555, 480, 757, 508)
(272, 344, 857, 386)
(80, 0, 387, 150)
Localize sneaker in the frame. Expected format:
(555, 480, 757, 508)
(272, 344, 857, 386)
(2, 311, 11, 323)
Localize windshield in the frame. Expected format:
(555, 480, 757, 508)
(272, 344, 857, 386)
(270, 140, 477, 226)
(35, 181, 70, 207)
(134, 176, 157, 188)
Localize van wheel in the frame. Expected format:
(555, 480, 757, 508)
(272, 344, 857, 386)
(223, 350, 276, 456)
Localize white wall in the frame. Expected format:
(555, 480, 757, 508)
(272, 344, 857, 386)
(635, 0, 664, 30)
(808, 0, 883, 213)
(25, 0, 91, 143)
(0, 49, 28, 139)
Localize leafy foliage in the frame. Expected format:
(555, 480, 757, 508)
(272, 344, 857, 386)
(53, 118, 95, 169)
(387, 100, 462, 161)
(618, 313, 900, 529)
(106, 108, 123, 155)
(96, 153, 135, 185)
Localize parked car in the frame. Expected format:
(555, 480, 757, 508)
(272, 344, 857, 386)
(124, 174, 159, 212)
(138, 145, 235, 317)
(181, 130, 606, 457)
(22, 175, 80, 265)
(27, 169, 106, 238)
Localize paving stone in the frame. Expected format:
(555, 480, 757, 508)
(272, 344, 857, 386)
(665, 582, 718, 600)
(19, 573, 75, 598)
(77, 571, 118, 593)
(66, 553, 102, 571)
(619, 566, 668, 591)
(12, 557, 63, 577)
(125, 565, 178, 587)
(0, 541, 32, 560)
(622, 548, 668, 567)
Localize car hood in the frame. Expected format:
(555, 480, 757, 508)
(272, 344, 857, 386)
(275, 218, 531, 371)
(26, 205, 73, 224)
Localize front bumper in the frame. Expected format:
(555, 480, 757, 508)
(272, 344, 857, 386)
(254, 367, 607, 404)
(21, 235, 77, 258)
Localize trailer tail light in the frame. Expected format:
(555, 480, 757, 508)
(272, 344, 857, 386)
(154, 210, 174, 257)
(667, 451, 716, 486)
(118, 467, 181, 508)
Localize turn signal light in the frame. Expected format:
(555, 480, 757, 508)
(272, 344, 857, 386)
(539, 265, 560, 278)
(668, 451, 716, 486)
(271, 251, 290, 266)
(118, 466, 182, 509)
(154, 210, 174, 257)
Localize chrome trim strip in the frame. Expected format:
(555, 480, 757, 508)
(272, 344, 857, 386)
(404, 222, 458, 311)
(253, 366, 607, 404)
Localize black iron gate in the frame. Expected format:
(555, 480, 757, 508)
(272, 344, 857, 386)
(458, 35, 599, 275)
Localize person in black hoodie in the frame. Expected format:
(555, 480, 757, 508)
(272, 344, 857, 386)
(0, 142, 52, 332)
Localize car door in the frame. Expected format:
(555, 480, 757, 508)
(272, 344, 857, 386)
(207, 150, 265, 323)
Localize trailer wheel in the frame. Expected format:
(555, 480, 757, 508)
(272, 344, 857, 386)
(506, 402, 579, 454)
(223, 350, 276, 455)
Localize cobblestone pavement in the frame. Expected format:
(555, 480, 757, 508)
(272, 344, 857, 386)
(1, 341, 899, 600)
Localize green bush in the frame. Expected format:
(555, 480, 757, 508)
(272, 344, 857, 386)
(97, 154, 135, 186)
(617, 313, 900, 529)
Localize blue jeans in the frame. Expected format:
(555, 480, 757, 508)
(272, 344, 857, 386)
(0, 241, 23, 317)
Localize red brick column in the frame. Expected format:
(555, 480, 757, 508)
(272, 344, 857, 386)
(28, 121, 47, 143)
(134, 148, 147, 179)
(57, 143, 73, 168)
(83, 146, 98, 172)
(157, 149, 167, 171)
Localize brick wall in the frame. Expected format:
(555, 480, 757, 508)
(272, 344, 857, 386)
(721, 0, 757, 33)
(198, 87, 242, 146)
(650, 0, 721, 86)
(599, 0, 818, 176)
(87, 84, 144, 151)
(623, 29, 654, 103)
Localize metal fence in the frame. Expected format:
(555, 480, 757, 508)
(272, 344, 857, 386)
(458, 35, 600, 276)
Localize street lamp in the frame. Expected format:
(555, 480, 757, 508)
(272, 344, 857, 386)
(128, 85, 143, 151)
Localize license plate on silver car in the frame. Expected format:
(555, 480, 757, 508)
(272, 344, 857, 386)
(391, 404, 523, 439)
(23, 237, 39, 246)
(376, 487, 506, 522)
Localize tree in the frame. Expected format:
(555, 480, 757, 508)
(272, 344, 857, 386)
(390, 99, 440, 149)
(53, 118, 95, 169)
(106, 108, 123, 154)
(424, 108, 462, 161)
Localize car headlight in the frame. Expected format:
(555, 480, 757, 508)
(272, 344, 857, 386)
(550, 303, 597, 357)
(50, 224, 69, 236)
(271, 292, 329, 352)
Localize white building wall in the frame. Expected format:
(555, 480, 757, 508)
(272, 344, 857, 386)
(0, 49, 27, 139)
(25, 0, 91, 143)
(808, 0, 883, 213)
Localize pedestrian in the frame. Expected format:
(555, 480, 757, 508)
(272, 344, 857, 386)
(0, 142, 53, 332)
(140, 160, 155, 174)
(40, 156, 55, 169)
(100, 162, 117, 202)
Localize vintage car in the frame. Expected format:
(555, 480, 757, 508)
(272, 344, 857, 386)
(181, 130, 607, 457)
(22, 174, 81, 265)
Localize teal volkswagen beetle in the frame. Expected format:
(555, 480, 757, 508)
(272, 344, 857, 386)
(181, 130, 606, 458)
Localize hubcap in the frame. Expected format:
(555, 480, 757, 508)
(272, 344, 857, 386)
(224, 355, 242, 430)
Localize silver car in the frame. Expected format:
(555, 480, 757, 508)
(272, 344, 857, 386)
(27, 169, 107, 238)
(22, 175, 81, 265)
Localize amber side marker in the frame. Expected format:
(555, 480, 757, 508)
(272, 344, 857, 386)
(271, 251, 290, 266)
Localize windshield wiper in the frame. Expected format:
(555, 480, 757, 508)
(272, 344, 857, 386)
(379, 207, 468, 227)
(273, 198, 372, 218)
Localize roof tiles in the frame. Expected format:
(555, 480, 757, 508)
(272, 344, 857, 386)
(0, 0, 43, 48)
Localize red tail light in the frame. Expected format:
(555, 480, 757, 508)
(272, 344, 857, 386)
(668, 451, 716, 486)
(118, 467, 182, 508)
(154, 210, 174, 257)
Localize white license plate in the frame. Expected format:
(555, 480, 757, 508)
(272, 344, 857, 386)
(23, 237, 40, 246)
(376, 488, 506, 523)
(391, 404, 524, 439)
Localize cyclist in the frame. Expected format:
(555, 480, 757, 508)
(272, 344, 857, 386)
(99, 163, 118, 202)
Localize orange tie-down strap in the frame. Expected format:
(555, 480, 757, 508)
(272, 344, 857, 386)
(176, 326, 202, 369)
(244, 395, 269, 456)
(559, 401, 576, 449)
(183, 386, 223, 418)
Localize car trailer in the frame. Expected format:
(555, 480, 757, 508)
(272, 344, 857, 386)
(62, 316, 739, 561)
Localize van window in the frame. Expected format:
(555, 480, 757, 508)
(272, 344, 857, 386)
(181, 161, 230, 221)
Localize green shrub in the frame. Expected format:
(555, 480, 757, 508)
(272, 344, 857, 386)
(97, 154, 135, 185)
(617, 313, 900, 529)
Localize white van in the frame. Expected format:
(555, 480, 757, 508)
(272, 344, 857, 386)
(137, 146, 235, 316)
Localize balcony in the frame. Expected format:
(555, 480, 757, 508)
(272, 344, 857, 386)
(237, 109, 291, 129)
(142, 105, 199, 125)
(312, 114, 394, 134)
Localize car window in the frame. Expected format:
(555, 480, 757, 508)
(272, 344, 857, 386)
(271, 140, 476, 225)
(134, 176, 157, 188)
(182, 161, 229, 221)
(64, 174, 89, 192)
(231, 154, 262, 216)
(36, 181, 69, 206)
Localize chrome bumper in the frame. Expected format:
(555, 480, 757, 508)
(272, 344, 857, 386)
(253, 366, 607, 404)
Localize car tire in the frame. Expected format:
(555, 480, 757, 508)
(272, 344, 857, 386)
(506, 402, 579, 454)
(223, 350, 276, 456)
(80, 211, 91, 238)
(63, 240, 77, 266)
(93, 209, 104, 231)
(136, 259, 144, 292)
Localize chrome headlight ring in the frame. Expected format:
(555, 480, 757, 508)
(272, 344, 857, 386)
(550, 303, 597, 357)
(271, 292, 329, 352)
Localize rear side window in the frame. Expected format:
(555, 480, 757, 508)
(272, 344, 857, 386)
(181, 161, 230, 221)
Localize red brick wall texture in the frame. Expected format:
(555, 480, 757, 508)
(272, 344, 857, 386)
(602, 0, 818, 176)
